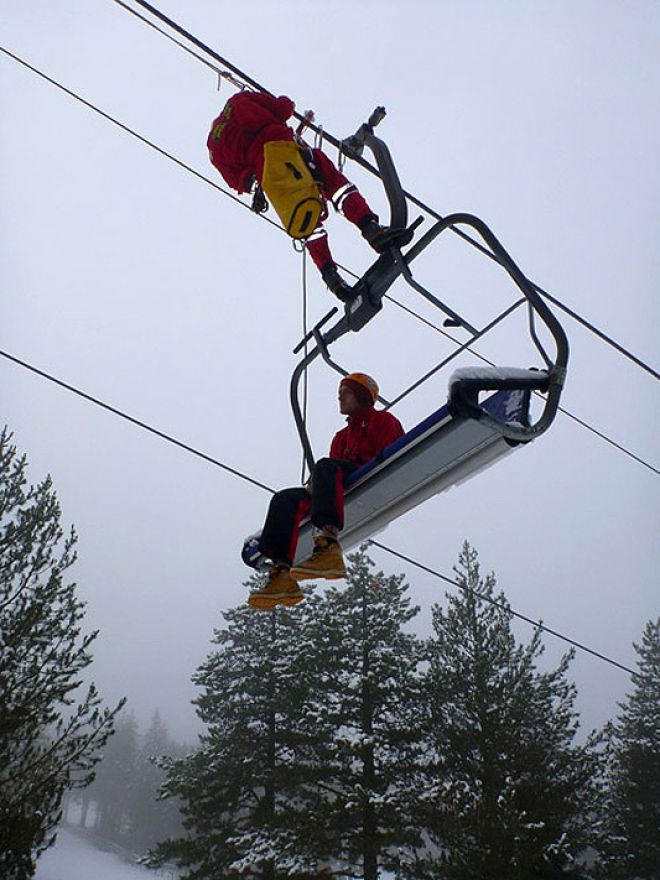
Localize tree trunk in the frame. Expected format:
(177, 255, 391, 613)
(262, 613, 277, 880)
(80, 792, 90, 828)
(361, 588, 378, 880)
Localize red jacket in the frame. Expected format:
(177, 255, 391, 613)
(329, 407, 404, 466)
(207, 92, 295, 193)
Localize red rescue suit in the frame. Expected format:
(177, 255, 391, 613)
(259, 408, 404, 566)
(207, 92, 295, 193)
(329, 407, 405, 466)
(207, 92, 377, 271)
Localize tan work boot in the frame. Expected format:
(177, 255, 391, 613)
(247, 565, 304, 611)
(290, 536, 347, 581)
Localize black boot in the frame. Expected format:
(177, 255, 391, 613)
(320, 263, 355, 303)
(360, 217, 414, 253)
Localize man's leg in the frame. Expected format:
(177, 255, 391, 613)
(291, 458, 356, 581)
(306, 150, 413, 296)
(304, 226, 355, 303)
(259, 487, 312, 567)
(309, 150, 375, 228)
(248, 488, 311, 610)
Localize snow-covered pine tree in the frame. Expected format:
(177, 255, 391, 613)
(596, 618, 660, 880)
(290, 546, 427, 879)
(149, 576, 317, 879)
(0, 428, 122, 879)
(421, 541, 599, 879)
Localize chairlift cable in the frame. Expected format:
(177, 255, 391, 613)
(375, 294, 660, 475)
(0, 347, 637, 677)
(1, 47, 657, 476)
(369, 541, 635, 676)
(0, 46, 284, 234)
(111, 0, 246, 87)
(115, 0, 659, 384)
(0, 349, 275, 494)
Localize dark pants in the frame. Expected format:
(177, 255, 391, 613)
(259, 458, 357, 566)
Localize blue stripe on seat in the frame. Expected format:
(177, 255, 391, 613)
(344, 389, 524, 489)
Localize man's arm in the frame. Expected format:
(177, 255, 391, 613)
(329, 428, 345, 461)
(375, 412, 405, 452)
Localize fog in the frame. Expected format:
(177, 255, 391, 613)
(2, 0, 658, 747)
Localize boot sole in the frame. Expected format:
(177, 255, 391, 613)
(279, 594, 304, 606)
(248, 591, 304, 610)
(290, 568, 346, 581)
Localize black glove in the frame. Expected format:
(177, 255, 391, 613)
(251, 184, 268, 214)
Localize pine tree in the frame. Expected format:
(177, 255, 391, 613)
(129, 710, 186, 853)
(290, 547, 426, 879)
(0, 428, 122, 879)
(150, 575, 313, 879)
(88, 710, 139, 841)
(421, 541, 599, 879)
(596, 618, 660, 880)
(151, 551, 427, 879)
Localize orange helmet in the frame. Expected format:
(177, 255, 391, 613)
(340, 372, 379, 406)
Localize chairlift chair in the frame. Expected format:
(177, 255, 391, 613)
(242, 112, 569, 571)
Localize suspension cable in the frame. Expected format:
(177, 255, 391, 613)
(370, 541, 635, 675)
(0, 349, 274, 493)
(0, 347, 636, 676)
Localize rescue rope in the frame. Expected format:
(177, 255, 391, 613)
(300, 245, 309, 484)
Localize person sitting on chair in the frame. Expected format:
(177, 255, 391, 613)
(208, 91, 411, 302)
(247, 372, 404, 610)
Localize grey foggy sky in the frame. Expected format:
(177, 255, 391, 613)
(1, 0, 658, 742)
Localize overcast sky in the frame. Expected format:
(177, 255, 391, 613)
(2, 0, 658, 743)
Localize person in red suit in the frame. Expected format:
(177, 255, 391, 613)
(248, 372, 404, 610)
(208, 91, 410, 302)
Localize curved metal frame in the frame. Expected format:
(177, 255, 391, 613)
(291, 117, 569, 469)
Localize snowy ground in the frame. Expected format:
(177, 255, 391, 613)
(34, 828, 177, 880)
(35, 827, 399, 878)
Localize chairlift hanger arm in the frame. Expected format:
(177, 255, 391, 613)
(341, 108, 408, 230)
(291, 122, 569, 467)
(435, 213, 569, 441)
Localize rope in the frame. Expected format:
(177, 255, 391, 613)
(0, 46, 284, 235)
(111, 0, 248, 88)
(300, 245, 309, 484)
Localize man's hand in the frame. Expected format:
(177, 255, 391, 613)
(251, 184, 268, 214)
